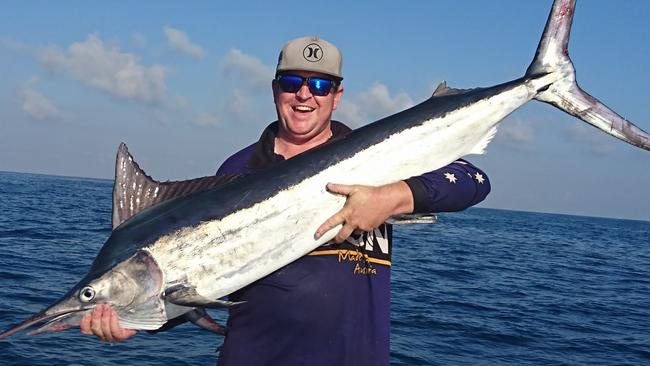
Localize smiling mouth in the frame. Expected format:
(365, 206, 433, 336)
(293, 105, 315, 113)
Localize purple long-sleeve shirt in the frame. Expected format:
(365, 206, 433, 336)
(215, 121, 490, 366)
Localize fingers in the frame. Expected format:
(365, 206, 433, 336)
(317, 182, 390, 242)
(110, 309, 137, 340)
(326, 182, 354, 195)
(314, 183, 355, 240)
(315, 210, 346, 240)
(80, 312, 92, 335)
(79, 304, 135, 343)
(315, 212, 353, 244)
(108, 310, 121, 341)
(89, 304, 106, 340)
(334, 223, 355, 244)
(100, 305, 116, 342)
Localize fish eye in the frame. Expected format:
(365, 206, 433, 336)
(79, 286, 96, 302)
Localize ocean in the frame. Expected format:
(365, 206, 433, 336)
(0, 171, 648, 365)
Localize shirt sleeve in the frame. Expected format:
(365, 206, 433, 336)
(403, 159, 490, 213)
(216, 143, 257, 176)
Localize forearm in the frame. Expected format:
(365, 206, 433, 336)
(377, 180, 415, 216)
(404, 159, 491, 213)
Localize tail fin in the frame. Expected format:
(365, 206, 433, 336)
(526, 0, 650, 151)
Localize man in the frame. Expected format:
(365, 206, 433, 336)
(81, 36, 490, 365)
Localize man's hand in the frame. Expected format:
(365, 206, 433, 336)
(315, 181, 414, 243)
(80, 304, 137, 343)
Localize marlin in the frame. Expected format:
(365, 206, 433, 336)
(1, 0, 648, 339)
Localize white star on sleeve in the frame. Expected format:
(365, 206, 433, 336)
(474, 172, 485, 184)
(444, 172, 457, 183)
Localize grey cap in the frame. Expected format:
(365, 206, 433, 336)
(276, 36, 343, 80)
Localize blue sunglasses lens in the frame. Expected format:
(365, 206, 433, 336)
(308, 78, 333, 96)
(278, 75, 334, 96)
(278, 75, 303, 93)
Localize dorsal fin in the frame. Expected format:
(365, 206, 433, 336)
(431, 81, 478, 97)
(432, 81, 450, 96)
(112, 143, 240, 229)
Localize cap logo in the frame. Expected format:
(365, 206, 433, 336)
(303, 43, 323, 62)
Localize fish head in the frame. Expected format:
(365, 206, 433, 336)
(0, 250, 166, 339)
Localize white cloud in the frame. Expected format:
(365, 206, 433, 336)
(19, 78, 60, 120)
(173, 95, 190, 109)
(0, 37, 32, 52)
(226, 89, 258, 123)
(163, 26, 204, 59)
(131, 33, 146, 48)
(221, 49, 273, 91)
(496, 119, 535, 147)
(194, 112, 220, 127)
(564, 122, 614, 155)
(38, 34, 167, 103)
(336, 82, 414, 127)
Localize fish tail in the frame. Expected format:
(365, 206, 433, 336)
(526, 0, 650, 151)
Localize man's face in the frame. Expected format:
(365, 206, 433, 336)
(273, 71, 344, 143)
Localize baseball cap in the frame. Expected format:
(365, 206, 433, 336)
(276, 36, 343, 80)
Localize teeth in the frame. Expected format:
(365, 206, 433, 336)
(294, 106, 314, 112)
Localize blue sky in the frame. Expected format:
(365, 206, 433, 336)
(1, 1, 648, 221)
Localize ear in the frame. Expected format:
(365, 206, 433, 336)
(332, 84, 344, 110)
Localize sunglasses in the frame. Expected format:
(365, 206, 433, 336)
(276, 74, 337, 96)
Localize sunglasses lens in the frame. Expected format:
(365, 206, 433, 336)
(308, 78, 334, 96)
(277, 75, 335, 96)
(278, 75, 304, 93)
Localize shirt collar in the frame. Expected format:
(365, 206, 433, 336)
(246, 120, 351, 170)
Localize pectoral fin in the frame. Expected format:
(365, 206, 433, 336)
(165, 285, 244, 308)
(184, 308, 227, 335)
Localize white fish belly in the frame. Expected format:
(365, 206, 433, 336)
(148, 83, 537, 300)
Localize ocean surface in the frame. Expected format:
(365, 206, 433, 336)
(0, 171, 648, 365)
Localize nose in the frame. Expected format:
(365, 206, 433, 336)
(295, 83, 313, 100)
